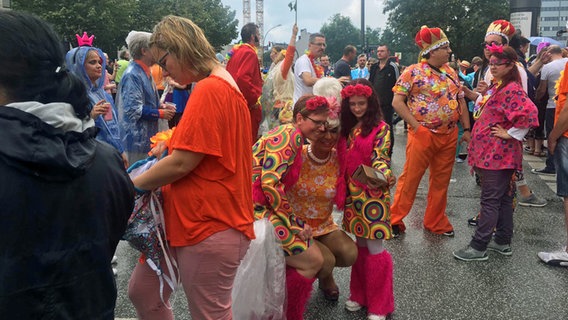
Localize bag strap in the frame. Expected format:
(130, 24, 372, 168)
(149, 191, 181, 308)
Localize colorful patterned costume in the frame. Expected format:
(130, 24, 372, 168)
(252, 124, 312, 256)
(469, 81, 539, 171)
(286, 147, 339, 237)
(337, 123, 393, 240)
(390, 61, 462, 234)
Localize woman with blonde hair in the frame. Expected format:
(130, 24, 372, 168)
(261, 24, 299, 131)
(128, 15, 255, 319)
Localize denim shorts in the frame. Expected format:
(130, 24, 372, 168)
(555, 136, 568, 197)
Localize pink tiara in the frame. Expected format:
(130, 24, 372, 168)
(76, 32, 94, 46)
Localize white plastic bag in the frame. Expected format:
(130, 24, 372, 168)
(232, 218, 286, 320)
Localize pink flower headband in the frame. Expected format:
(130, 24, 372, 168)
(485, 43, 503, 54)
(325, 96, 340, 119)
(340, 83, 373, 100)
(306, 96, 329, 111)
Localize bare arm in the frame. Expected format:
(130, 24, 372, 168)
(536, 79, 548, 101)
(549, 101, 568, 154)
(300, 71, 319, 87)
(133, 149, 205, 191)
(392, 94, 420, 130)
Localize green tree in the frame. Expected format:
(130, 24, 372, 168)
(381, 0, 509, 66)
(127, 0, 239, 51)
(366, 27, 382, 49)
(320, 14, 361, 63)
(12, 0, 239, 56)
(13, 0, 135, 56)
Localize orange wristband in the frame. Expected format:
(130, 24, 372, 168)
(158, 109, 165, 118)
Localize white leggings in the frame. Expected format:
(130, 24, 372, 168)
(356, 237, 384, 255)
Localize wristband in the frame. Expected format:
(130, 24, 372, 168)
(158, 109, 165, 118)
(463, 128, 471, 132)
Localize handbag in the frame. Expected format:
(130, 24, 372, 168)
(124, 157, 179, 306)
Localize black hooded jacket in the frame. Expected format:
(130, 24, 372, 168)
(0, 102, 134, 319)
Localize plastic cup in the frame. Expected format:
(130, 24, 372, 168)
(164, 101, 177, 111)
(103, 102, 113, 121)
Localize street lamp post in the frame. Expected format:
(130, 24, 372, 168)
(260, 24, 282, 66)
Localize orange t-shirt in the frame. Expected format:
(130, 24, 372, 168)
(555, 62, 568, 138)
(162, 75, 255, 246)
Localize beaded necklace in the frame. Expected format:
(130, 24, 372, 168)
(307, 144, 331, 164)
(473, 80, 502, 120)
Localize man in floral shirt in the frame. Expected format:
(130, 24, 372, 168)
(390, 25, 471, 237)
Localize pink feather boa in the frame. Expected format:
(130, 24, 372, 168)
(252, 128, 304, 206)
(334, 122, 386, 209)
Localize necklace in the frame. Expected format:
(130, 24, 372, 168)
(307, 145, 331, 164)
(305, 50, 324, 79)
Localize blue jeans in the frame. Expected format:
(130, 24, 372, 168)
(555, 137, 568, 197)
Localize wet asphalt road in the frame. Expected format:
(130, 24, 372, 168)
(114, 123, 568, 320)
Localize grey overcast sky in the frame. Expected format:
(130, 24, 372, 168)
(220, 0, 388, 44)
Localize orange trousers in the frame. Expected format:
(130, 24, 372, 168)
(390, 126, 457, 234)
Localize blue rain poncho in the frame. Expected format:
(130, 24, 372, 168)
(65, 46, 124, 153)
(115, 61, 160, 154)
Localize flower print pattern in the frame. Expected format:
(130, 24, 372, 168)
(393, 61, 461, 133)
(286, 147, 340, 237)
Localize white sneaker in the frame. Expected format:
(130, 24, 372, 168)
(368, 314, 387, 320)
(111, 255, 118, 264)
(538, 248, 568, 267)
(345, 300, 362, 312)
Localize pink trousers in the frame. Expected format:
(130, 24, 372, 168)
(128, 228, 250, 320)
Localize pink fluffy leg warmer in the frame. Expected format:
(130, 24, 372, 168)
(365, 250, 395, 316)
(348, 246, 369, 306)
(285, 267, 315, 320)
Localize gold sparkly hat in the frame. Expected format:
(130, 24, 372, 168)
(486, 20, 516, 43)
(415, 25, 449, 58)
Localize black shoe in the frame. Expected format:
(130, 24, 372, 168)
(468, 215, 479, 226)
(392, 225, 401, 238)
(531, 168, 556, 176)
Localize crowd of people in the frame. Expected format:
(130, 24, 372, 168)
(1, 8, 568, 320)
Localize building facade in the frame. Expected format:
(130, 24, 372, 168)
(540, 0, 568, 39)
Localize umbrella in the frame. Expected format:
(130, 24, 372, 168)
(529, 36, 563, 47)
